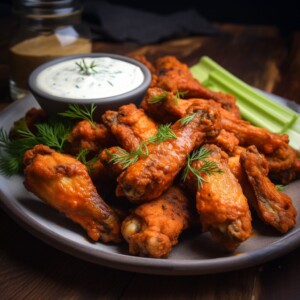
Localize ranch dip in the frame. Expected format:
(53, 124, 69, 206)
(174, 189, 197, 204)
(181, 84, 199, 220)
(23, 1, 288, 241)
(36, 57, 144, 99)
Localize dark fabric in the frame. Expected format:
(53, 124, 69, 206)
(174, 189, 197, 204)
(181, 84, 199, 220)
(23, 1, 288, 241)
(82, 1, 222, 44)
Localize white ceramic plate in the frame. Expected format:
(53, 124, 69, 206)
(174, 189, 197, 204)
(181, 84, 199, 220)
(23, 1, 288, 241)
(0, 94, 300, 275)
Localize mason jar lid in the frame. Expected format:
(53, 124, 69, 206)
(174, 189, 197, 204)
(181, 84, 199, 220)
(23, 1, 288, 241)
(12, 0, 82, 16)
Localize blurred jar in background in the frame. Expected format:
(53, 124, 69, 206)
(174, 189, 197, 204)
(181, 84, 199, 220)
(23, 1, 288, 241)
(9, 0, 92, 100)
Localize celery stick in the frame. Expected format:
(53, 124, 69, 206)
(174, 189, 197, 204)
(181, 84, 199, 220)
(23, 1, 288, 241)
(190, 56, 300, 149)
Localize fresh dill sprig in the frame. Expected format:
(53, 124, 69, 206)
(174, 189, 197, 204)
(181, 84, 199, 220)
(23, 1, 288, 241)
(146, 124, 177, 144)
(275, 184, 286, 192)
(106, 142, 149, 170)
(148, 91, 168, 104)
(76, 148, 99, 173)
(75, 59, 97, 75)
(59, 104, 97, 128)
(0, 117, 71, 177)
(173, 90, 189, 106)
(182, 147, 223, 189)
(179, 112, 197, 127)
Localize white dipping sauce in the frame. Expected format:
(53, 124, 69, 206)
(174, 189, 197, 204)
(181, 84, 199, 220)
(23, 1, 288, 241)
(36, 57, 144, 99)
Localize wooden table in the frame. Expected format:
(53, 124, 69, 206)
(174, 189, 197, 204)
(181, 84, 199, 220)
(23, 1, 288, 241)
(1, 19, 300, 299)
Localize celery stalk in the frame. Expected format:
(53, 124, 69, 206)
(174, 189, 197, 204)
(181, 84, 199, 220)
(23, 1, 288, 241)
(190, 56, 300, 149)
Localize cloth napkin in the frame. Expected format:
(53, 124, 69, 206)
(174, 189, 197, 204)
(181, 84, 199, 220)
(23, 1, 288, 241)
(82, 1, 222, 44)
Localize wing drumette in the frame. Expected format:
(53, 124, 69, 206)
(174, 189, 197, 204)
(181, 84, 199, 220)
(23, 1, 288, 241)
(116, 101, 221, 203)
(154, 56, 240, 118)
(102, 103, 158, 152)
(185, 144, 252, 252)
(121, 186, 191, 258)
(23, 144, 121, 243)
(240, 145, 296, 233)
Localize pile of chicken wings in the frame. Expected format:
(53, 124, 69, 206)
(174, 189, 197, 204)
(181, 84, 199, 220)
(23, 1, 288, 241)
(22, 56, 300, 258)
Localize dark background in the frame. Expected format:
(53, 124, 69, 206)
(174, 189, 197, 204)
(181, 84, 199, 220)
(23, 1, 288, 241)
(0, 0, 299, 31)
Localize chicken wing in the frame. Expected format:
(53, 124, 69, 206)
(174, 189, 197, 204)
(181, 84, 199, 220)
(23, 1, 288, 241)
(67, 119, 117, 156)
(116, 101, 221, 203)
(240, 145, 296, 233)
(154, 56, 240, 118)
(185, 144, 252, 252)
(102, 103, 158, 152)
(23, 144, 121, 243)
(121, 186, 191, 258)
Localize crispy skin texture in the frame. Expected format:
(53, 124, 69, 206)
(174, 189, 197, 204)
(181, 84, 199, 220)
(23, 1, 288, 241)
(220, 109, 296, 172)
(154, 56, 240, 118)
(185, 145, 252, 252)
(240, 145, 296, 233)
(121, 186, 190, 258)
(102, 103, 158, 152)
(67, 120, 116, 155)
(142, 92, 296, 173)
(116, 101, 221, 203)
(23, 145, 121, 243)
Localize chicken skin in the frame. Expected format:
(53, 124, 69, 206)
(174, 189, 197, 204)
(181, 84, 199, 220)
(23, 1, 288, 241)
(185, 144, 252, 252)
(102, 103, 158, 152)
(116, 101, 221, 203)
(154, 56, 240, 118)
(23, 144, 121, 243)
(121, 186, 191, 258)
(67, 119, 117, 156)
(240, 145, 296, 233)
(142, 89, 296, 173)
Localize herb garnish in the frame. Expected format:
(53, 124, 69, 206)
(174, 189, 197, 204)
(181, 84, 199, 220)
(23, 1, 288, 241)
(59, 104, 97, 128)
(106, 124, 177, 169)
(179, 113, 197, 127)
(275, 184, 286, 192)
(182, 147, 223, 189)
(148, 91, 168, 104)
(146, 124, 177, 144)
(76, 59, 97, 75)
(106, 142, 149, 170)
(0, 118, 71, 176)
(76, 148, 99, 173)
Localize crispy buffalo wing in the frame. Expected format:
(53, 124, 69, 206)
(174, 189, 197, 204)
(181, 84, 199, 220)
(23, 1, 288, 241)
(102, 103, 158, 152)
(23, 145, 121, 243)
(121, 186, 190, 258)
(185, 144, 252, 252)
(116, 101, 221, 203)
(240, 145, 296, 233)
(67, 120, 116, 156)
(154, 56, 240, 117)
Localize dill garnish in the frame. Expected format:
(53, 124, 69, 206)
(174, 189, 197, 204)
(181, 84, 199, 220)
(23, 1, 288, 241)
(182, 147, 223, 189)
(275, 184, 286, 192)
(146, 124, 177, 144)
(106, 142, 149, 170)
(0, 118, 71, 176)
(59, 104, 97, 128)
(76, 148, 99, 173)
(106, 124, 177, 170)
(179, 113, 197, 127)
(76, 59, 97, 75)
(148, 91, 168, 104)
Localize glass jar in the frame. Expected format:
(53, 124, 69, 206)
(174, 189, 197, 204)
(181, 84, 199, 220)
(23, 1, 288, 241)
(9, 0, 92, 100)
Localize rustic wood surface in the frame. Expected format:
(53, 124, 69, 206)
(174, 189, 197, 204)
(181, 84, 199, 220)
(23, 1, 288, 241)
(1, 17, 300, 299)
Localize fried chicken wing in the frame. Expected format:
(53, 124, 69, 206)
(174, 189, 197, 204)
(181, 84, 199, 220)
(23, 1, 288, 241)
(154, 56, 240, 117)
(240, 145, 296, 233)
(23, 144, 121, 243)
(116, 101, 221, 203)
(67, 119, 117, 156)
(185, 144, 252, 252)
(102, 103, 158, 152)
(121, 186, 191, 258)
